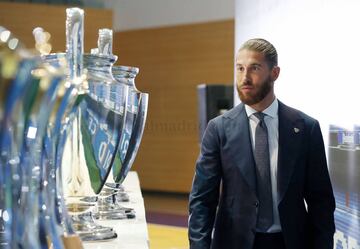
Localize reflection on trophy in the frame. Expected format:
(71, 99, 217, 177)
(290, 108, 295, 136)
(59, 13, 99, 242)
(0, 6, 148, 247)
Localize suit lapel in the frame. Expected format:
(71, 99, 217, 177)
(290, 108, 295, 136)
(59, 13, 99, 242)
(223, 102, 304, 200)
(224, 104, 257, 192)
(277, 101, 304, 203)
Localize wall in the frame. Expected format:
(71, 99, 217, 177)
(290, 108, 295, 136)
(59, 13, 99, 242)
(113, 20, 234, 192)
(0, 2, 112, 52)
(104, 0, 234, 31)
(105, 0, 235, 192)
(235, 0, 359, 133)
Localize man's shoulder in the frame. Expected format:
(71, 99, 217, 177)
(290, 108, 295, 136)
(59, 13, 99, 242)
(209, 104, 244, 124)
(278, 101, 318, 124)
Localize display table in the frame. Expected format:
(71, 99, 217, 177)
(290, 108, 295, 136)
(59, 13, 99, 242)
(83, 172, 149, 249)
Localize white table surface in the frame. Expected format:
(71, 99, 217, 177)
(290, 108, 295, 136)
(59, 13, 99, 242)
(83, 172, 149, 249)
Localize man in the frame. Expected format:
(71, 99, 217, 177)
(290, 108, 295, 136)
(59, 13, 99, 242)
(188, 38, 335, 249)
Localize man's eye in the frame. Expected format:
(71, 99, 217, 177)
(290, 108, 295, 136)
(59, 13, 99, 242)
(237, 66, 244, 72)
(252, 66, 260, 71)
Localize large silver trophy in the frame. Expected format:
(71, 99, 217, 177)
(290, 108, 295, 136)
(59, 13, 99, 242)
(0, 27, 37, 248)
(59, 8, 127, 241)
(38, 36, 85, 249)
(97, 65, 149, 219)
(0, 26, 71, 249)
(88, 29, 149, 220)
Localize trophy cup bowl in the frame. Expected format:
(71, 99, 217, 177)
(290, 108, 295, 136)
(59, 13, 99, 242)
(55, 8, 130, 241)
(95, 65, 149, 220)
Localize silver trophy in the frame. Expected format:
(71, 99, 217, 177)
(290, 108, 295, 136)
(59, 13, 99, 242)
(97, 65, 149, 220)
(40, 53, 85, 248)
(89, 29, 149, 220)
(60, 8, 129, 241)
(0, 26, 70, 249)
(0, 27, 32, 248)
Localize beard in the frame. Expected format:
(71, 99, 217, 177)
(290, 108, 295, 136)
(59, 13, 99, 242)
(237, 75, 273, 106)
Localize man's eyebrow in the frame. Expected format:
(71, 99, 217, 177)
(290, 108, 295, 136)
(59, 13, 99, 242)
(250, 62, 262, 67)
(236, 62, 262, 66)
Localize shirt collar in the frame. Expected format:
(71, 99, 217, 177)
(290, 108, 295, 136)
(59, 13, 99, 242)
(245, 98, 278, 118)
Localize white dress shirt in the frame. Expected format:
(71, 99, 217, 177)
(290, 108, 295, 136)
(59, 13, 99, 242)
(245, 98, 282, 233)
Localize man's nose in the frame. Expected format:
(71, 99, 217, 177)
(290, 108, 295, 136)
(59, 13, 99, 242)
(242, 68, 251, 83)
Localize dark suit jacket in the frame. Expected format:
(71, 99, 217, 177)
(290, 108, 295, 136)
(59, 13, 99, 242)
(188, 101, 335, 249)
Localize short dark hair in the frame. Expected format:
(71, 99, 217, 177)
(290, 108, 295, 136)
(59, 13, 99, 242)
(239, 38, 278, 68)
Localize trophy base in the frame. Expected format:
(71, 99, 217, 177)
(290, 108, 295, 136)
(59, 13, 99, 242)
(93, 201, 136, 220)
(70, 210, 117, 241)
(102, 184, 129, 202)
(95, 193, 135, 220)
(116, 192, 130, 202)
(94, 210, 127, 220)
(77, 228, 117, 242)
(94, 204, 136, 220)
(105, 182, 124, 191)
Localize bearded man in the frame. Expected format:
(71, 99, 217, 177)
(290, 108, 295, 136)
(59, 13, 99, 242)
(188, 38, 335, 249)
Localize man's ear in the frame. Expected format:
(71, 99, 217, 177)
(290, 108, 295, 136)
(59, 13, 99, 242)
(271, 66, 280, 81)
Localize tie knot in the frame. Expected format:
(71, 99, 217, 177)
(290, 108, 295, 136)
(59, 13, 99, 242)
(254, 112, 266, 122)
